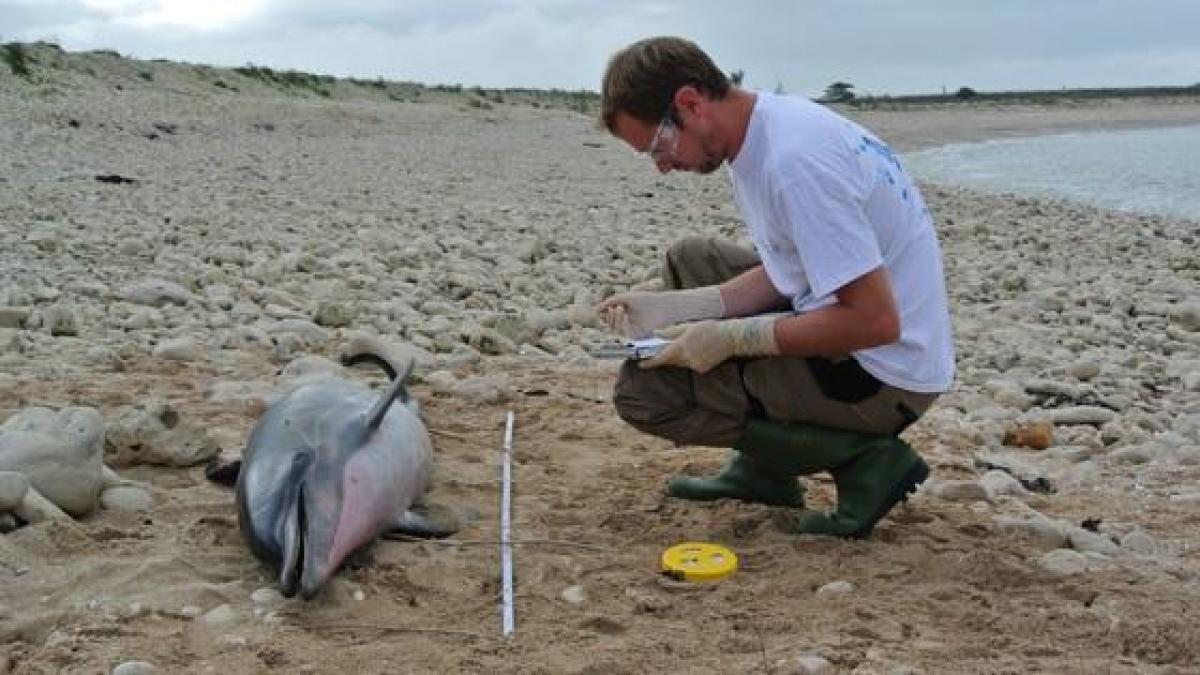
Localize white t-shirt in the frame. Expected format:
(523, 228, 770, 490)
(728, 92, 954, 393)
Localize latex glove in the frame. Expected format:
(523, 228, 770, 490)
(640, 315, 781, 373)
(595, 286, 724, 339)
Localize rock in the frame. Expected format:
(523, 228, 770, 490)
(561, 585, 586, 606)
(1002, 420, 1054, 449)
(1120, 529, 1160, 555)
(0, 406, 106, 516)
(202, 604, 236, 626)
(122, 279, 192, 307)
(41, 304, 79, 336)
(313, 301, 356, 328)
(776, 654, 833, 674)
(152, 336, 200, 361)
(277, 355, 342, 382)
(1024, 379, 1080, 400)
(815, 580, 855, 596)
(624, 586, 670, 613)
(15, 484, 73, 523)
(1065, 527, 1121, 556)
(993, 515, 1068, 549)
(465, 326, 517, 355)
(0, 306, 31, 329)
(1066, 358, 1102, 381)
(112, 661, 159, 675)
(0, 471, 30, 511)
(1043, 406, 1117, 426)
(1109, 445, 1155, 465)
(1038, 549, 1091, 576)
(251, 587, 286, 608)
(100, 485, 153, 512)
(105, 399, 221, 467)
(927, 480, 990, 503)
(206, 381, 271, 415)
(1168, 302, 1200, 332)
(267, 319, 331, 346)
(979, 470, 1030, 501)
(431, 374, 513, 404)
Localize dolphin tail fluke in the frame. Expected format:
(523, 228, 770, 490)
(339, 333, 410, 381)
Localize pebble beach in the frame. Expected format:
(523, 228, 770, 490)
(2, 44, 1200, 674)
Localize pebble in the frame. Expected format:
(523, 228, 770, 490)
(1043, 406, 1117, 427)
(152, 336, 200, 361)
(202, 604, 236, 626)
(112, 661, 158, 675)
(251, 587, 286, 607)
(1002, 420, 1054, 449)
(993, 515, 1068, 549)
(815, 580, 855, 596)
(561, 585, 586, 605)
(979, 470, 1030, 501)
(100, 485, 153, 512)
(1064, 526, 1121, 556)
(776, 654, 833, 674)
(1038, 549, 1091, 576)
(122, 279, 192, 307)
(1119, 529, 1160, 555)
(927, 480, 990, 503)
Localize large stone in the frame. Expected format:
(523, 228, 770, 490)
(122, 279, 192, 307)
(105, 400, 221, 467)
(0, 406, 106, 516)
(0, 470, 31, 510)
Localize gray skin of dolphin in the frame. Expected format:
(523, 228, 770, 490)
(233, 352, 451, 600)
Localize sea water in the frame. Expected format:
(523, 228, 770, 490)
(903, 125, 1200, 221)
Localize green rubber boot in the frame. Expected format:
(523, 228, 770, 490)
(669, 417, 929, 538)
(780, 436, 930, 539)
(667, 451, 806, 507)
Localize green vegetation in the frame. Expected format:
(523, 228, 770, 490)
(236, 64, 335, 97)
(2, 42, 32, 79)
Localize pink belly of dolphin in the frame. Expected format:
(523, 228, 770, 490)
(324, 442, 425, 575)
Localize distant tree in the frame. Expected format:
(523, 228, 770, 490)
(729, 69, 744, 86)
(823, 81, 855, 102)
(955, 86, 977, 100)
(774, 80, 786, 95)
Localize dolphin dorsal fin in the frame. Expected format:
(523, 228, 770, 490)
(361, 358, 415, 436)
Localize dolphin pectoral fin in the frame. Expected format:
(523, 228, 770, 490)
(204, 458, 242, 486)
(384, 503, 459, 539)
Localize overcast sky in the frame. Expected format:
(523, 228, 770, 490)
(2, 1, 1198, 97)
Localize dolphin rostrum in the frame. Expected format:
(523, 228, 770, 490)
(208, 340, 456, 599)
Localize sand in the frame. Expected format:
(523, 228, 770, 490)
(2, 46, 1200, 674)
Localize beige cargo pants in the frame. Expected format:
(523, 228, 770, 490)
(613, 237, 940, 447)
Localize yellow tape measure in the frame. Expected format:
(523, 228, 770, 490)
(661, 542, 738, 582)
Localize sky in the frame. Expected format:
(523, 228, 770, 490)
(2, 0, 1198, 97)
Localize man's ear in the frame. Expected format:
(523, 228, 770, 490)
(673, 85, 704, 122)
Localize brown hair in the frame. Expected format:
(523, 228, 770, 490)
(600, 36, 731, 133)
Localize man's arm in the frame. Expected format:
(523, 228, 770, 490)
(718, 265, 791, 317)
(773, 266, 900, 356)
(642, 266, 900, 373)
